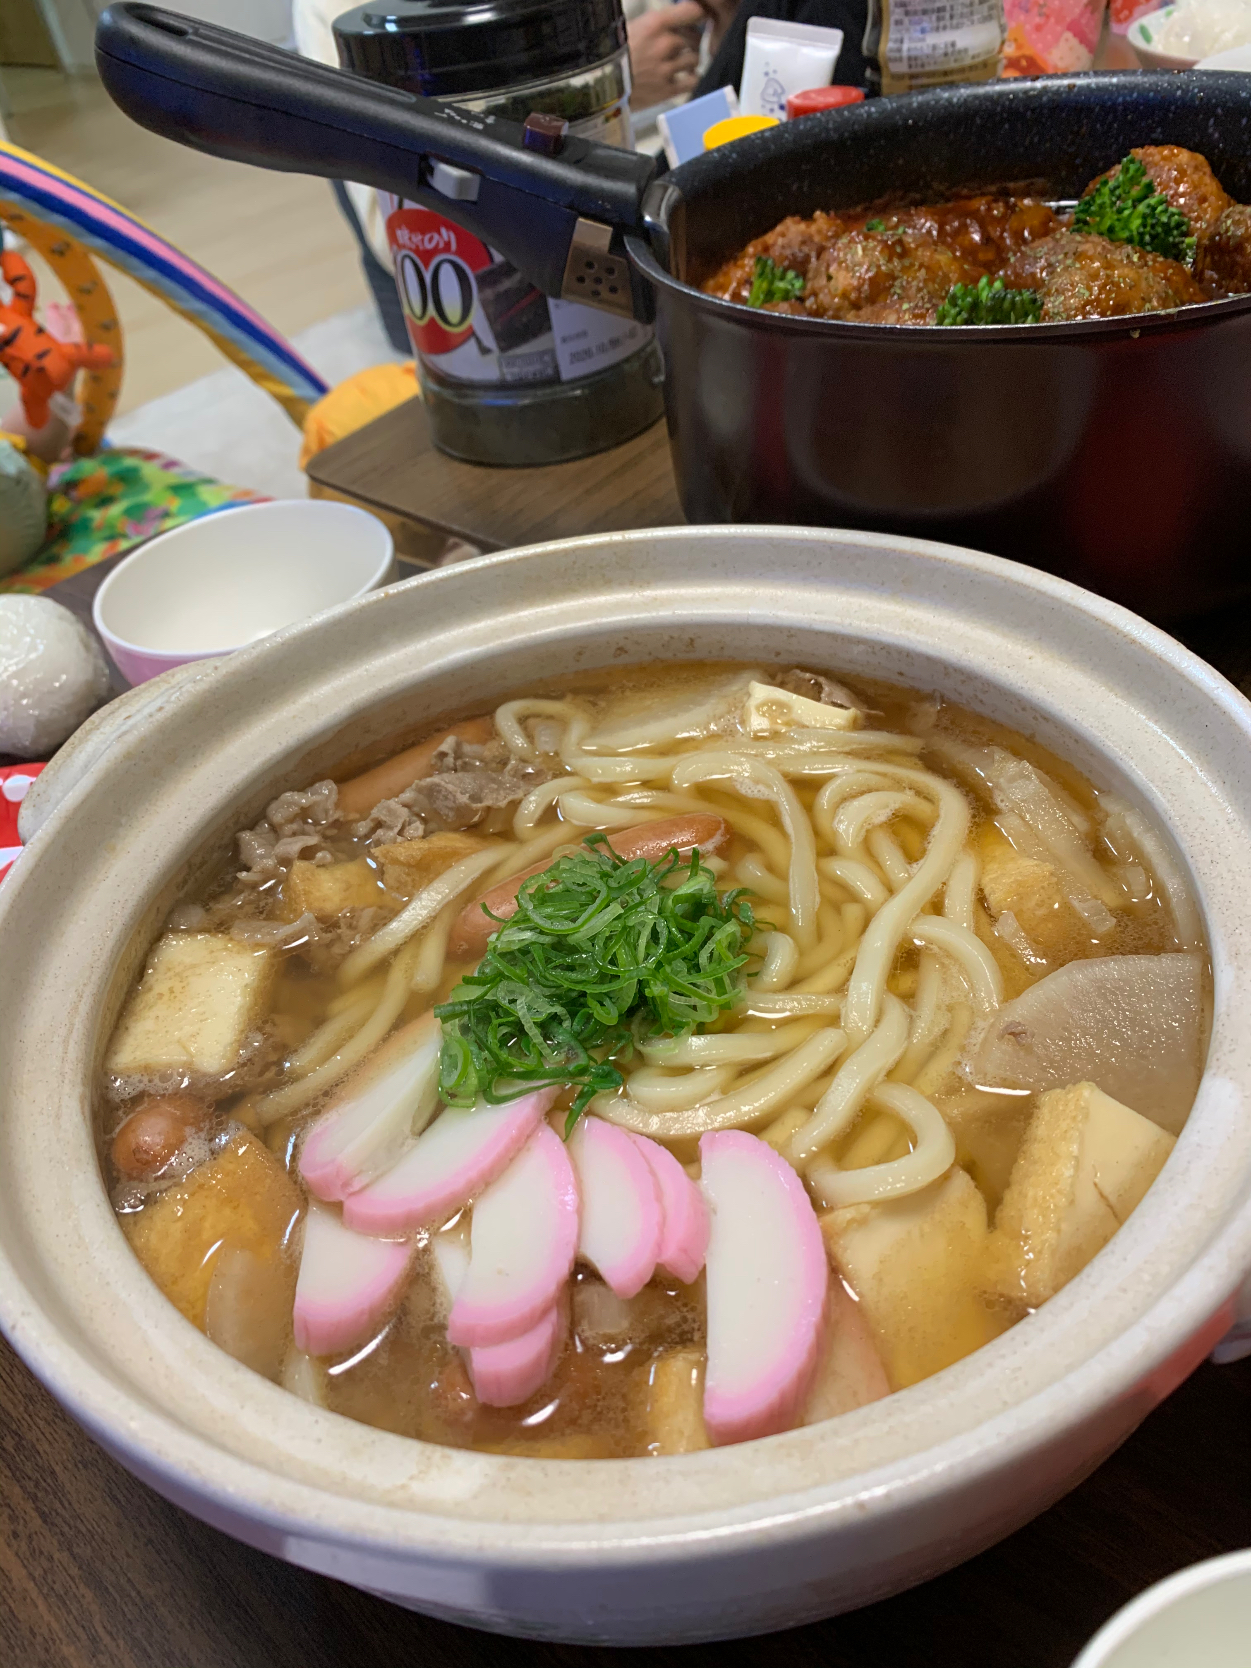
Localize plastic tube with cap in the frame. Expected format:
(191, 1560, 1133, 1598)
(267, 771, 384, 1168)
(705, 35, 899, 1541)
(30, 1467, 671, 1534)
(740, 17, 845, 121)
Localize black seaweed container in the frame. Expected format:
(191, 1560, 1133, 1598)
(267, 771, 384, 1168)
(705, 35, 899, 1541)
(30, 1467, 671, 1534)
(95, 6, 1251, 615)
(334, 0, 665, 466)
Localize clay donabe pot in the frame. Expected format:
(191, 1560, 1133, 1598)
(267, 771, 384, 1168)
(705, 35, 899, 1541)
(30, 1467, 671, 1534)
(2, 527, 1251, 1641)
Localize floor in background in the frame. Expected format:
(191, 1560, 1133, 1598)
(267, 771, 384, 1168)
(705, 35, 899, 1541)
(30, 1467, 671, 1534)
(108, 305, 406, 500)
(2, 66, 369, 414)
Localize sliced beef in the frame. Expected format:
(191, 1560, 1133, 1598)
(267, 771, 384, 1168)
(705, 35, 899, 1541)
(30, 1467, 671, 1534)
(776, 667, 863, 710)
(237, 779, 341, 886)
(353, 734, 547, 841)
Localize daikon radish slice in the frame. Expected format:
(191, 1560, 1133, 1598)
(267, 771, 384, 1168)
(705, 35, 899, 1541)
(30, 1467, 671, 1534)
(300, 1015, 440, 1202)
(469, 1304, 566, 1408)
(342, 1087, 556, 1236)
(447, 1123, 580, 1348)
(699, 1130, 828, 1446)
(629, 1131, 709, 1285)
(569, 1116, 664, 1298)
(292, 1201, 413, 1357)
(967, 952, 1204, 1135)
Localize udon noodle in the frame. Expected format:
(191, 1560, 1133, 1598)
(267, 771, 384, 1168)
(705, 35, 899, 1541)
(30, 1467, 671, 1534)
(99, 663, 1206, 1458)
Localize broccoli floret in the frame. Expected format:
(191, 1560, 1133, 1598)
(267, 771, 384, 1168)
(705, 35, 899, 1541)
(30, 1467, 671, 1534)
(746, 256, 805, 308)
(936, 275, 1043, 326)
(1071, 155, 1194, 263)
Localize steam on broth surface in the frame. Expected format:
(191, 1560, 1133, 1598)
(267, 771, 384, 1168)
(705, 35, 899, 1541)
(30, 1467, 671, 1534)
(100, 663, 1207, 1457)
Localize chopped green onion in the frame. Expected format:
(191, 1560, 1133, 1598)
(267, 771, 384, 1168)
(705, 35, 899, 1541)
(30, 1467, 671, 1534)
(865, 218, 887, 232)
(435, 833, 756, 1134)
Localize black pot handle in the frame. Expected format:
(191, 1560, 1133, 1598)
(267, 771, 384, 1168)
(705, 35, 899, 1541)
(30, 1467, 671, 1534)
(95, 3, 659, 315)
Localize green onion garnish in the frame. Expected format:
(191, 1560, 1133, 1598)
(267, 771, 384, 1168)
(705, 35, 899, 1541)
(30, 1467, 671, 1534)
(435, 833, 756, 1134)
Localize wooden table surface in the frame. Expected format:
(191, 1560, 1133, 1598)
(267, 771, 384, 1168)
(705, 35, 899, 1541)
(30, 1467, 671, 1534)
(7, 428, 1251, 1666)
(305, 400, 683, 550)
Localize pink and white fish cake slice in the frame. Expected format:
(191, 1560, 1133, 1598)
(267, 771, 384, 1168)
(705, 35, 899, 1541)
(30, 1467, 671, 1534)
(300, 1015, 441, 1202)
(342, 1086, 556, 1237)
(569, 1115, 664, 1299)
(628, 1130, 709, 1285)
(699, 1130, 828, 1446)
(447, 1121, 580, 1349)
(468, 1304, 567, 1408)
(293, 1200, 413, 1357)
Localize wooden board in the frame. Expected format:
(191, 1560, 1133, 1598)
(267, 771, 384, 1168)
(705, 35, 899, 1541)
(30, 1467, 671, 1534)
(305, 398, 685, 551)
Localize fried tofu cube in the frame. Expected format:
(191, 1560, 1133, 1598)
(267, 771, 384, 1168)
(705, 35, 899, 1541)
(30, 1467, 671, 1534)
(372, 832, 496, 900)
(978, 823, 1086, 959)
(801, 1277, 890, 1425)
(639, 1349, 710, 1454)
(985, 1081, 1175, 1310)
(939, 1091, 1033, 1216)
(744, 680, 861, 736)
(123, 1130, 302, 1329)
(821, 1169, 1003, 1390)
(107, 933, 275, 1078)
(281, 856, 392, 921)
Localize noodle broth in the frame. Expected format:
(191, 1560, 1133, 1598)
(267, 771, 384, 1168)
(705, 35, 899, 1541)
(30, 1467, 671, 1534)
(99, 662, 1206, 1458)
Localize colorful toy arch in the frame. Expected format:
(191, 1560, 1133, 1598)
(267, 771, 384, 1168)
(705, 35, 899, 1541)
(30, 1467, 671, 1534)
(0, 140, 327, 454)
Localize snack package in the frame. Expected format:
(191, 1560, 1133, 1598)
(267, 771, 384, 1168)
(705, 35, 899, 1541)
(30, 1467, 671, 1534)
(657, 86, 740, 166)
(864, 0, 1006, 94)
(1002, 0, 1106, 72)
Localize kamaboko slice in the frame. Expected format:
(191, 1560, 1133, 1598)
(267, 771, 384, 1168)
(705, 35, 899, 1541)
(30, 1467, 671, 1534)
(300, 1014, 440, 1202)
(628, 1130, 709, 1285)
(469, 1304, 566, 1408)
(569, 1116, 664, 1298)
(293, 1200, 413, 1357)
(447, 1122, 579, 1348)
(342, 1086, 557, 1236)
(699, 1130, 828, 1446)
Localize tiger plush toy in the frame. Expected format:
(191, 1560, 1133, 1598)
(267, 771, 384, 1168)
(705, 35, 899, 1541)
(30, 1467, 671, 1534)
(0, 249, 113, 433)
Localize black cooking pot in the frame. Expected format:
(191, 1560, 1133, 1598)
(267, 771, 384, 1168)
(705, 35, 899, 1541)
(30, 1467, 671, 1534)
(96, 4, 1251, 618)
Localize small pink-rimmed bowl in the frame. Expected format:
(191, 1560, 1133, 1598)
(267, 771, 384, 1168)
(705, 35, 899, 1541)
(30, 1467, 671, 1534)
(92, 499, 395, 686)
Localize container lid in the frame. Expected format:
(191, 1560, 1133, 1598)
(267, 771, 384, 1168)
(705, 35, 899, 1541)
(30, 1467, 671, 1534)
(334, 0, 627, 99)
(785, 85, 867, 119)
(703, 114, 780, 150)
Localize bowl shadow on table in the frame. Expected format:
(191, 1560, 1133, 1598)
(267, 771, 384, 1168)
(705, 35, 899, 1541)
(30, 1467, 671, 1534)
(3, 1336, 1250, 1668)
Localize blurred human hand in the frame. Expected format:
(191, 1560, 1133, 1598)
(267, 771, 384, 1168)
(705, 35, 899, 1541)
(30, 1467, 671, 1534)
(627, 2, 707, 108)
(693, 0, 739, 54)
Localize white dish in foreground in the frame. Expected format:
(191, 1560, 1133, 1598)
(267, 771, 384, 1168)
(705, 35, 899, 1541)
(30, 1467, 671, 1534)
(1072, 1549, 1251, 1666)
(3, 528, 1251, 1643)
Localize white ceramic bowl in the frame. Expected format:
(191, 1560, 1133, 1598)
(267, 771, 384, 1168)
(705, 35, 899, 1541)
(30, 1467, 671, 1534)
(92, 499, 395, 685)
(1198, 41, 1251, 67)
(1072, 1550, 1251, 1666)
(1128, 8, 1199, 68)
(5, 528, 1251, 1644)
